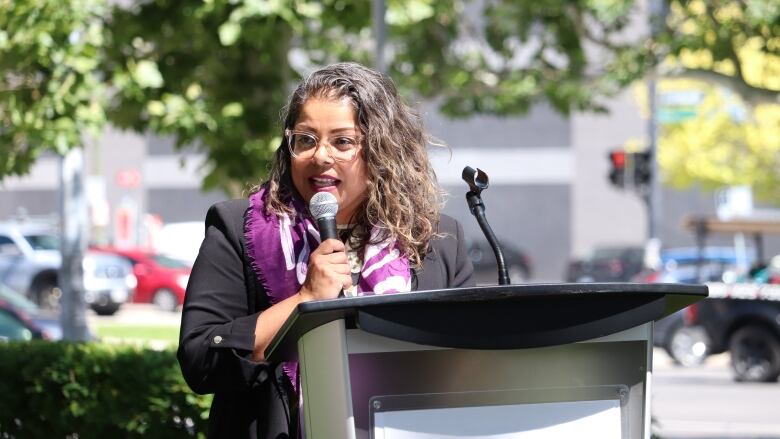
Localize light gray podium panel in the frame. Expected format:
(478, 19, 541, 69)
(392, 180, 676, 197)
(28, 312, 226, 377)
(298, 320, 356, 439)
(347, 340, 647, 439)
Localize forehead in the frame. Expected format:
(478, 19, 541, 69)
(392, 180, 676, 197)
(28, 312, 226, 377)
(295, 96, 358, 130)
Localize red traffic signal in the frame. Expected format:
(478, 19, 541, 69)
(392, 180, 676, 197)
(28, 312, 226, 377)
(608, 150, 627, 188)
(607, 149, 653, 190)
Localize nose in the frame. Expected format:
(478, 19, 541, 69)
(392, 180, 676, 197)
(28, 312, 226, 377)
(311, 141, 334, 165)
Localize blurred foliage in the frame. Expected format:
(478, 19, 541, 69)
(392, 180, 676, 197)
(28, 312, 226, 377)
(0, 341, 211, 438)
(0, 0, 107, 178)
(651, 0, 779, 203)
(0, 0, 777, 194)
(658, 0, 779, 108)
(656, 80, 780, 203)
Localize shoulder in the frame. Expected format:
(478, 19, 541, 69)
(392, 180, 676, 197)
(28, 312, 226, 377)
(204, 199, 251, 247)
(416, 214, 474, 290)
(431, 214, 466, 247)
(435, 214, 461, 236)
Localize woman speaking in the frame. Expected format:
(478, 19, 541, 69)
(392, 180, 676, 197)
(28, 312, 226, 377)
(178, 62, 474, 438)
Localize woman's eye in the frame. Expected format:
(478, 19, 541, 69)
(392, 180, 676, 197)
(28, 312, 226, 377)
(297, 135, 317, 148)
(333, 137, 357, 148)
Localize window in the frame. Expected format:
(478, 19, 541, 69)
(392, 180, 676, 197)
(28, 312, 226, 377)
(153, 254, 191, 269)
(24, 234, 59, 251)
(0, 236, 21, 256)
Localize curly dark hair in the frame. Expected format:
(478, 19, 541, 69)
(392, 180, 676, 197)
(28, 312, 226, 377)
(256, 62, 443, 267)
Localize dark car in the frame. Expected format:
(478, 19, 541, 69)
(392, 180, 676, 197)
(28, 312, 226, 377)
(639, 247, 754, 367)
(686, 280, 780, 382)
(466, 238, 532, 285)
(0, 282, 63, 340)
(564, 246, 645, 283)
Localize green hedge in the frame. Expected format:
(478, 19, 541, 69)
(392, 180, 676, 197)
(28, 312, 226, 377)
(0, 342, 212, 438)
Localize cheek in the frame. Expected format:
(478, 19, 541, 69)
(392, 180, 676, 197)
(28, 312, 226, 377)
(290, 161, 311, 198)
(345, 163, 369, 197)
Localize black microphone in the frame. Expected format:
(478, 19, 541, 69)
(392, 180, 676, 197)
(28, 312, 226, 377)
(309, 192, 344, 297)
(309, 192, 339, 241)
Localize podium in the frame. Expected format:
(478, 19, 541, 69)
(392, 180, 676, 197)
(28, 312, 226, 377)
(265, 283, 707, 439)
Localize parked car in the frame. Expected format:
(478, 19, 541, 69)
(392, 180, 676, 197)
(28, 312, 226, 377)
(639, 246, 757, 368)
(83, 251, 136, 316)
(692, 281, 780, 382)
(0, 299, 46, 342)
(564, 246, 645, 283)
(92, 247, 190, 312)
(466, 237, 532, 285)
(652, 306, 710, 367)
(0, 282, 63, 340)
(0, 221, 61, 308)
(0, 221, 135, 315)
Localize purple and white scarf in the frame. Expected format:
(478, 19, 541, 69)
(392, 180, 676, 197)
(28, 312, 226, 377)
(244, 186, 411, 388)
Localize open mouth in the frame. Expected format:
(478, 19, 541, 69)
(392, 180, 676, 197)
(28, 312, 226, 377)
(310, 176, 340, 190)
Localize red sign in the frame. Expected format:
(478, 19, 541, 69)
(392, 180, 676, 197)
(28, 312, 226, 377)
(116, 169, 141, 188)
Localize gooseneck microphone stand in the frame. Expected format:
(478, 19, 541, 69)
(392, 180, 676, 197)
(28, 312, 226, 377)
(462, 166, 511, 285)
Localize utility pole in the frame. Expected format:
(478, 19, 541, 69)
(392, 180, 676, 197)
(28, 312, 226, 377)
(60, 148, 90, 341)
(645, 0, 667, 269)
(372, 0, 386, 73)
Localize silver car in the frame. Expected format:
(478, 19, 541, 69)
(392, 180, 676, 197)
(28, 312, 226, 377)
(0, 221, 135, 315)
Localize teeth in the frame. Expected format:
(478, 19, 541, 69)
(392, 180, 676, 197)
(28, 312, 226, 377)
(312, 178, 337, 186)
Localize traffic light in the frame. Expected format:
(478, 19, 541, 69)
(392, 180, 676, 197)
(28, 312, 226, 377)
(608, 150, 627, 188)
(607, 149, 653, 190)
(633, 151, 652, 188)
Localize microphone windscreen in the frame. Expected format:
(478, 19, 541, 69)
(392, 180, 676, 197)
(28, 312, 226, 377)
(309, 192, 339, 220)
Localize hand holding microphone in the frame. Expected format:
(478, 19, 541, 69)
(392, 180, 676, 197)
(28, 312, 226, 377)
(299, 192, 351, 301)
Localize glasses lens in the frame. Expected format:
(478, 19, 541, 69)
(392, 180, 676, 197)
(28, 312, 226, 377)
(291, 133, 317, 156)
(288, 131, 361, 162)
(329, 136, 360, 161)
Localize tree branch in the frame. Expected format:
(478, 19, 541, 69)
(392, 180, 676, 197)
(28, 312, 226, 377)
(703, 2, 747, 83)
(663, 67, 780, 106)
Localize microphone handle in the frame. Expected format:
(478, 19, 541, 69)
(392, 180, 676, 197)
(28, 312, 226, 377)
(317, 215, 345, 297)
(317, 215, 338, 241)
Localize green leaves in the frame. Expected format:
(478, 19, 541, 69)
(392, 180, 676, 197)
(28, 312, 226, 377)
(131, 60, 164, 88)
(0, 342, 212, 438)
(0, 0, 108, 176)
(1, 0, 776, 199)
(658, 81, 780, 203)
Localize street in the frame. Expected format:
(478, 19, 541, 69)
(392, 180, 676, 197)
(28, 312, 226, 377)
(653, 351, 780, 439)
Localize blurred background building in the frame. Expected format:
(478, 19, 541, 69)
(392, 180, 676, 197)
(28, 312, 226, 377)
(5, 90, 774, 281)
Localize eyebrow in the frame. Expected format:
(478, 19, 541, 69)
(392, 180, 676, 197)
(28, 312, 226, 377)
(294, 124, 358, 134)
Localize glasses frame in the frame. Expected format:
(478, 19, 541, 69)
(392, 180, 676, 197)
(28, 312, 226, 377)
(284, 129, 364, 163)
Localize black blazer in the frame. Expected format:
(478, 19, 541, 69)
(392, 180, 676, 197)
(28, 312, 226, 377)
(177, 199, 475, 438)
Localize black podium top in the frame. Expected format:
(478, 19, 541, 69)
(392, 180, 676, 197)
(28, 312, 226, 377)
(265, 283, 707, 363)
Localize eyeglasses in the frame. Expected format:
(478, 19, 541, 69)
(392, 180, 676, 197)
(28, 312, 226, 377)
(284, 129, 363, 163)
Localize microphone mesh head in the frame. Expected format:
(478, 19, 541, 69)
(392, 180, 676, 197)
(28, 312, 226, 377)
(309, 192, 339, 220)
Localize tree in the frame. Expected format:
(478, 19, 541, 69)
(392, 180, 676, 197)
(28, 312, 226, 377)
(1, 0, 777, 194)
(97, 0, 650, 193)
(655, 80, 780, 203)
(657, 0, 779, 108)
(0, 0, 107, 178)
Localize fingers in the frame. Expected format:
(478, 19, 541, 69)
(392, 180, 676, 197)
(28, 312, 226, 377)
(301, 239, 353, 301)
(315, 238, 345, 255)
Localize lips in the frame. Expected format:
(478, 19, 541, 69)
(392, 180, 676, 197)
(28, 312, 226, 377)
(310, 176, 340, 190)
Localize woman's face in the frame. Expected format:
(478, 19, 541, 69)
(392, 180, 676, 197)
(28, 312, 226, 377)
(290, 96, 368, 225)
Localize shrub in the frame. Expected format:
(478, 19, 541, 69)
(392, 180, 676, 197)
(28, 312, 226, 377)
(0, 342, 211, 438)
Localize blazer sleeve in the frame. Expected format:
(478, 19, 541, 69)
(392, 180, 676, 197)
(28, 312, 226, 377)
(177, 200, 270, 395)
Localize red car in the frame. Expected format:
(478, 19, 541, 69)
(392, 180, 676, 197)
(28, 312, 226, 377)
(92, 247, 191, 312)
